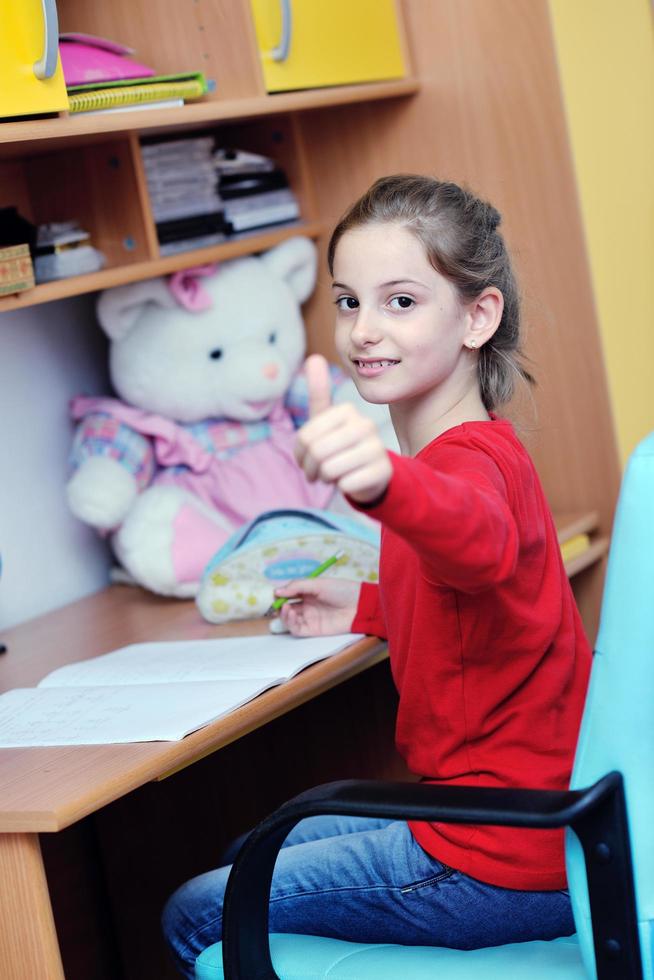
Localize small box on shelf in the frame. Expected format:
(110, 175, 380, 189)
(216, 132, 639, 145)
(0, 244, 35, 296)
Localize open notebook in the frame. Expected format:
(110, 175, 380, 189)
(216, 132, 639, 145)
(0, 633, 363, 747)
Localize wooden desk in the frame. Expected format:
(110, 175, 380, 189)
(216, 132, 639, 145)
(0, 586, 390, 979)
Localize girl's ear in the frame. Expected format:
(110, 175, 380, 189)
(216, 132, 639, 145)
(464, 287, 503, 350)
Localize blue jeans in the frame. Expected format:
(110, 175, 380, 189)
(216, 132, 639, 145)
(161, 815, 574, 978)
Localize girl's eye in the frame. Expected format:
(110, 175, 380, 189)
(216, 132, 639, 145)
(389, 295, 414, 310)
(335, 296, 359, 310)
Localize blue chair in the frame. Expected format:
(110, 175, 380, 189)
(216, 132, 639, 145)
(197, 433, 654, 980)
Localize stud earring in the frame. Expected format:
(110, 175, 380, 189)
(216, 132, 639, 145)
(467, 339, 477, 349)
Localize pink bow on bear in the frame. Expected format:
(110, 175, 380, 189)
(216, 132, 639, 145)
(168, 264, 219, 311)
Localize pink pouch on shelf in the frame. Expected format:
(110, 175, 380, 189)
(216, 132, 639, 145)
(59, 33, 155, 86)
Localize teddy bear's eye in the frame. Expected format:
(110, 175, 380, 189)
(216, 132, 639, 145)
(209, 348, 223, 360)
(268, 332, 276, 344)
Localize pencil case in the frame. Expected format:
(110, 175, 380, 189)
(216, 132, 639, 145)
(196, 507, 380, 624)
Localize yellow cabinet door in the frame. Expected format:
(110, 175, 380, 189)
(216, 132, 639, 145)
(0, 0, 68, 118)
(250, 0, 406, 92)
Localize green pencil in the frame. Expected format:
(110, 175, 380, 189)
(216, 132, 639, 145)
(266, 549, 346, 616)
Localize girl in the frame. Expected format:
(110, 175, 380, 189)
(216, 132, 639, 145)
(162, 175, 590, 975)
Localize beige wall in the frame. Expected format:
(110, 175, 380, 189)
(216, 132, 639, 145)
(549, 0, 654, 463)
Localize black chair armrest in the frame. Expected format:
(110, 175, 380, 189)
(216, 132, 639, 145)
(222, 773, 641, 980)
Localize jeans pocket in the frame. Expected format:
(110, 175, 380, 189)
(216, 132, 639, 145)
(399, 864, 455, 894)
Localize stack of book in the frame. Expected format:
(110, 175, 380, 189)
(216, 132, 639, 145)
(141, 137, 230, 255)
(214, 149, 301, 233)
(60, 34, 211, 116)
(67, 71, 208, 115)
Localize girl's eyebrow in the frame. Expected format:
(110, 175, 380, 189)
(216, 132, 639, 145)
(380, 278, 429, 288)
(331, 278, 429, 289)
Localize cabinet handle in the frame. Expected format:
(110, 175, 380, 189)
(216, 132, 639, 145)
(33, 0, 60, 80)
(271, 0, 292, 62)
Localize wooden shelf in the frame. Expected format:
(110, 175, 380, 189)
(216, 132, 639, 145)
(554, 510, 600, 544)
(564, 538, 610, 578)
(0, 220, 324, 312)
(554, 510, 609, 578)
(0, 79, 420, 153)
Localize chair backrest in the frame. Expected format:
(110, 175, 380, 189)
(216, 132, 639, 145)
(567, 432, 654, 980)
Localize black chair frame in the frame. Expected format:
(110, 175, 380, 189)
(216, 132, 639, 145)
(221, 773, 642, 980)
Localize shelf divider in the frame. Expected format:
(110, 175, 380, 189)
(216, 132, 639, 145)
(128, 133, 160, 261)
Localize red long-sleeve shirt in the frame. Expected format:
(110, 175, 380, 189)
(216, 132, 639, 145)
(351, 418, 591, 890)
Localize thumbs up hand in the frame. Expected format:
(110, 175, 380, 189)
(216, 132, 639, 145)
(306, 350, 333, 419)
(295, 354, 393, 505)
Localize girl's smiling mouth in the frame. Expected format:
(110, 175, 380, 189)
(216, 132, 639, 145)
(352, 358, 400, 374)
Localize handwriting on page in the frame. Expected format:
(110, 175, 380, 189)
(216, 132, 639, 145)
(0, 678, 278, 745)
(0, 633, 363, 746)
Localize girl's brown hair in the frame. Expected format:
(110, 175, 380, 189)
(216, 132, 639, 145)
(327, 174, 534, 411)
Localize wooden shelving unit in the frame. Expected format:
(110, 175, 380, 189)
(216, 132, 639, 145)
(1, 0, 621, 639)
(0, 60, 416, 314)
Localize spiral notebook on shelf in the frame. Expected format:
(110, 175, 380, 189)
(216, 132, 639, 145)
(0, 632, 363, 746)
(67, 72, 209, 114)
(75, 98, 184, 117)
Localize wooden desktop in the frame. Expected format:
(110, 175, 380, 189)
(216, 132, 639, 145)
(0, 586, 397, 979)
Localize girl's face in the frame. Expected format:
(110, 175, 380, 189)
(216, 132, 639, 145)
(332, 222, 473, 408)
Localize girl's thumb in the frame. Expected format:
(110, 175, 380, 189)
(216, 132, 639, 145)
(305, 353, 332, 418)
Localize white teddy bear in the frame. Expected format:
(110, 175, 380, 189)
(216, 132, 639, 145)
(67, 236, 396, 598)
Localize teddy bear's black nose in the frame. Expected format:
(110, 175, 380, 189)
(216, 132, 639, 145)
(209, 348, 223, 360)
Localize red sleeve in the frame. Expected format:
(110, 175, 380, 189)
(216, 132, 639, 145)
(351, 447, 520, 593)
(351, 582, 387, 639)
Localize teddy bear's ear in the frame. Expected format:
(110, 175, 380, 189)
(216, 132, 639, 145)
(96, 278, 175, 341)
(260, 236, 317, 304)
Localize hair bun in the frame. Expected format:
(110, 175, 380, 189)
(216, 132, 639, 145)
(487, 205, 502, 232)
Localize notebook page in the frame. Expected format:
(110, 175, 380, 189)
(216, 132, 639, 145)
(38, 633, 364, 689)
(0, 677, 279, 746)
